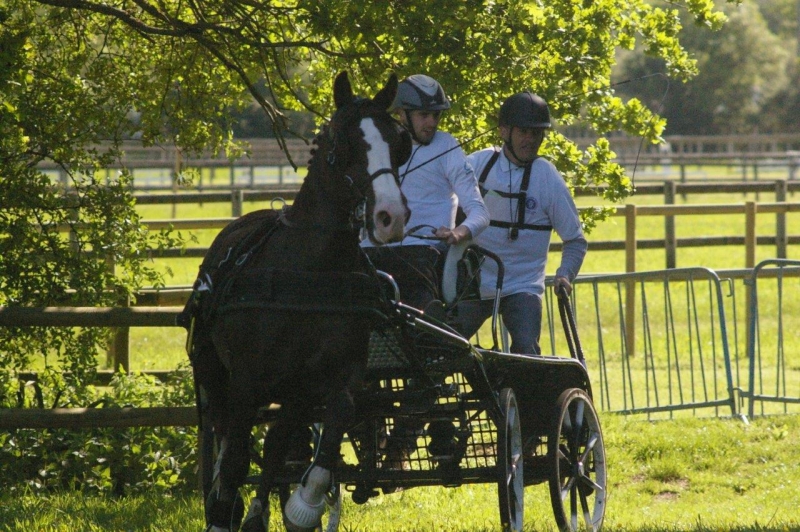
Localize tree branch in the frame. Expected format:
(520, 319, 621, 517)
(35, 0, 184, 36)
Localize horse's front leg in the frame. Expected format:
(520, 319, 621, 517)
(241, 407, 309, 532)
(283, 388, 355, 531)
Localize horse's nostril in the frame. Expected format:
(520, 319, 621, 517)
(377, 210, 392, 228)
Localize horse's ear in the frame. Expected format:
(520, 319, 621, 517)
(333, 71, 353, 110)
(373, 73, 399, 111)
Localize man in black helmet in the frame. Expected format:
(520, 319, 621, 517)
(361, 74, 489, 311)
(454, 92, 587, 355)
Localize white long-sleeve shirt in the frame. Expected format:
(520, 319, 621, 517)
(362, 131, 489, 248)
(467, 147, 587, 298)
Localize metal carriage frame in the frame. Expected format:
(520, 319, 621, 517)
(194, 250, 607, 532)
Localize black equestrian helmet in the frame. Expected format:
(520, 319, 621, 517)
(499, 91, 551, 129)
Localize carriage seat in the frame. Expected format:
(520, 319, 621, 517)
(439, 239, 484, 308)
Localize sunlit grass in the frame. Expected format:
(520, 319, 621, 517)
(2, 414, 800, 531)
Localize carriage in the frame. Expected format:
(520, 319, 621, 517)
(194, 244, 607, 532)
(183, 71, 605, 532)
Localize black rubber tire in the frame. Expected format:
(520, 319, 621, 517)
(497, 387, 524, 532)
(548, 388, 607, 532)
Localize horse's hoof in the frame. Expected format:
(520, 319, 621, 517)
(283, 489, 325, 531)
(204, 526, 229, 532)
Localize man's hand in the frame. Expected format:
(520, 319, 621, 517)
(554, 276, 572, 297)
(433, 225, 471, 245)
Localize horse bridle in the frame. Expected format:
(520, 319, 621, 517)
(323, 102, 407, 232)
(279, 106, 404, 234)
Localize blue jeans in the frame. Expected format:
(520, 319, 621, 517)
(454, 292, 542, 355)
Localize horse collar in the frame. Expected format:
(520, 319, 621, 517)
(278, 207, 363, 234)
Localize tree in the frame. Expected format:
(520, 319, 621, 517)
(0, 0, 733, 390)
(616, 0, 793, 134)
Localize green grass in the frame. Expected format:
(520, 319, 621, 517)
(2, 414, 799, 531)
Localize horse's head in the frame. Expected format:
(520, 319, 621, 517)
(328, 71, 411, 245)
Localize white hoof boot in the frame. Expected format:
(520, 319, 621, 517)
(283, 489, 325, 530)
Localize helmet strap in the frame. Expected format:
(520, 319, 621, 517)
(504, 127, 525, 165)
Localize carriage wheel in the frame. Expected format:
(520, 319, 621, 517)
(548, 389, 607, 532)
(497, 387, 524, 532)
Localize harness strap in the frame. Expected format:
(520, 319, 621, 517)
(488, 220, 553, 231)
(477, 148, 550, 238)
(477, 148, 501, 194)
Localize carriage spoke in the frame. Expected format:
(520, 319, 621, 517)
(570, 484, 578, 530)
(580, 490, 593, 529)
(550, 390, 606, 532)
(571, 401, 585, 450)
(581, 433, 599, 459)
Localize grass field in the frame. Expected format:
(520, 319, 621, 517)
(2, 413, 799, 531)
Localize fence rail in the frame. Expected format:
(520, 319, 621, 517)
(36, 134, 800, 170)
(129, 198, 800, 271)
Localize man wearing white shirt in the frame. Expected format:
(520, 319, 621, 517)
(455, 92, 587, 355)
(361, 74, 489, 311)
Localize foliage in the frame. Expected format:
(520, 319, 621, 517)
(0, 366, 197, 495)
(616, 0, 797, 134)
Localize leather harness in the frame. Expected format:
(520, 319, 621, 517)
(478, 148, 552, 240)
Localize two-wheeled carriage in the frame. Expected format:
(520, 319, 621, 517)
(194, 245, 606, 532)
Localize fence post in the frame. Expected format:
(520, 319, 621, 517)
(105, 256, 130, 373)
(231, 189, 243, 218)
(679, 165, 687, 200)
(744, 201, 757, 360)
(664, 181, 677, 269)
(625, 204, 637, 357)
(745, 201, 757, 269)
(776, 180, 787, 259)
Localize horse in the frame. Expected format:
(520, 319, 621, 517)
(182, 71, 411, 532)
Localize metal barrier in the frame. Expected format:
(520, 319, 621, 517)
(745, 259, 800, 418)
(540, 268, 738, 419)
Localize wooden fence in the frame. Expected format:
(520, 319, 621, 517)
(0, 307, 195, 430)
(137, 197, 800, 269)
(30, 192, 798, 374)
(38, 134, 800, 190)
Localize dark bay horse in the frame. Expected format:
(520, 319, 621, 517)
(183, 72, 411, 532)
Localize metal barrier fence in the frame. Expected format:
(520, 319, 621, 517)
(535, 268, 739, 420)
(745, 259, 800, 418)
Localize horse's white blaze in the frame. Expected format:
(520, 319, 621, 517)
(361, 118, 406, 244)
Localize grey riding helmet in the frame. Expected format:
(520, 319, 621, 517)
(392, 74, 451, 112)
(499, 91, 551, 128)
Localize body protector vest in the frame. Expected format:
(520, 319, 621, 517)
(477, 148, 553, 240)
